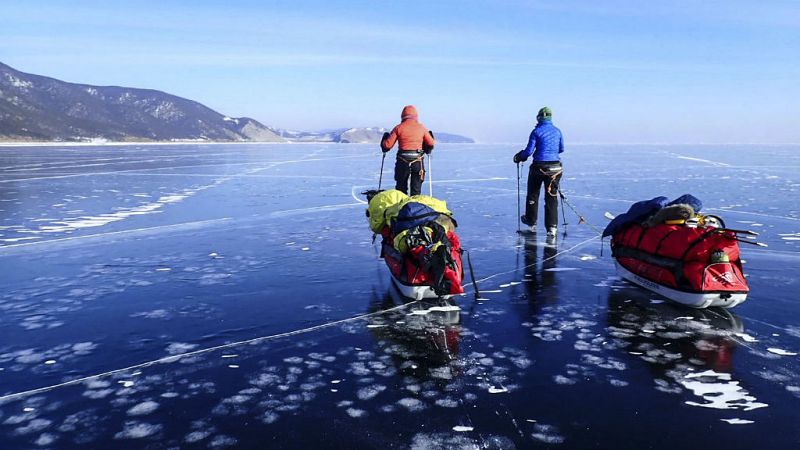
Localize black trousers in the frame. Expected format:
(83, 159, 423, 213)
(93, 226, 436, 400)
(526, 162, 562, 229)
(395, 158, 424, 196)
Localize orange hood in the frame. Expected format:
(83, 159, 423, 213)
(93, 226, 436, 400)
(401, 105, 418, 121)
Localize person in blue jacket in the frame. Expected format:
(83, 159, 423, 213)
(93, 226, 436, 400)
(513, 106, 564, 237)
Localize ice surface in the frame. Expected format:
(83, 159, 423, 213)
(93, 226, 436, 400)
(1, 144, 799, 448)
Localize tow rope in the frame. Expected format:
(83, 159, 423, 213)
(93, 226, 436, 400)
(558, 189, 604, 236)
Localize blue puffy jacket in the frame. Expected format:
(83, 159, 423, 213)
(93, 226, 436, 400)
(516, 119, 564, 162)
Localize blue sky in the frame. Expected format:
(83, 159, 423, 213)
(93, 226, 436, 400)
(2, 0, 798, 143)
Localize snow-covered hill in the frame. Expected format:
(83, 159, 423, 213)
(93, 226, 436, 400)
(0, 62, 284, 142)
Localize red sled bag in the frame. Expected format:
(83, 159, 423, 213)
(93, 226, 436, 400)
(381, 225, 465, 296)
(612, 223, 748, 294)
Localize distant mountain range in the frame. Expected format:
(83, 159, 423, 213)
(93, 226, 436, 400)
(273, 127, 473, 144)
(0, 62, 283, 142)
(0, 62, 473, 144)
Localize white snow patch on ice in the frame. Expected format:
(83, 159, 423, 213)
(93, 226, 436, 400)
(681, 371, 768, 411)
(72, 342, 97, 354)
(357, 384, 386, 400)
(114, 421, 162, 439)
(735, 333, 758, 343)
(346, 408, 367, 418)
(675, 155, 730, 166)
(83, 389, 114, 399)
(131, 309, 170, 319)
(35, 433, 57, 446)
(397, 398, 427, 412)
(185, 430, 212, 443)
(20, 180, 225, 236)
(531, 424, 565, 444)
(435, 398, 460, 408)
(209, 435, 238, 448)
(510, 356, 532, 369)
(262, 411, 280, 424)
(767, 348, 797, 356)
(452, 425, 474, 432)
(165, 342, 198, 355)
(127, 401, 159, 416)
(554, 375, 577, 385)
(721, 418, 754, 425)
(14, 418, 51, 435)
(0, 237, 38, 243)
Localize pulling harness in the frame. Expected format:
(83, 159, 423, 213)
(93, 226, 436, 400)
(398, 150, 425, 180)
(533, 162, 563, 197)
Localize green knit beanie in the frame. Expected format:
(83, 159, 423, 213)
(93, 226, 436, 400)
(537, 106, 552, 120)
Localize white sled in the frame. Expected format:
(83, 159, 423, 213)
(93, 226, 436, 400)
(614, 261, 747, 309)
(389, 273, 453, 301)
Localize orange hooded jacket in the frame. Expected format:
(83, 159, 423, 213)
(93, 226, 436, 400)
(381, 105, 435, 154)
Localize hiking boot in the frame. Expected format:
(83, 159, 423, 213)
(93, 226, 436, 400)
(547, 227, 558, 238)
(521, 215, 536, 227)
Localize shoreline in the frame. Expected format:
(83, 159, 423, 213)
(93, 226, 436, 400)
(0, 141, 796, 148)
(0, 140, 288, 147)
(0, 140, 471, 147)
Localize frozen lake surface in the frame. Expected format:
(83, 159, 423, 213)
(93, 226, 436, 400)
(1, 143, 799, 448)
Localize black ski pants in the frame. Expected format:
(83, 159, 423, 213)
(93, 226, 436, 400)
(395, 157, 424, 196)
(526, 162, 562, 229)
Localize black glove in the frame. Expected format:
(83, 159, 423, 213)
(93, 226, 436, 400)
(423, 130, 434, 154)
(513, 153, 521, 163)
(380, 132, 391, 153)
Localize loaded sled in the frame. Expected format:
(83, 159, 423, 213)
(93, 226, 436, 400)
(604, 195, 751, 309)
(364, 189, 465, 300)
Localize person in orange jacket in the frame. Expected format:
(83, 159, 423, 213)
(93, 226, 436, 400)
(381, 105, 435, 196)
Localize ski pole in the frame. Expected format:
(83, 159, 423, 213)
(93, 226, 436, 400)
(428, 153, 433, 196)
(516, 162, 521, 234)
(465, 249, 481, 300)
(378, 152, 386, 190)
(559, 190, 568, 234)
